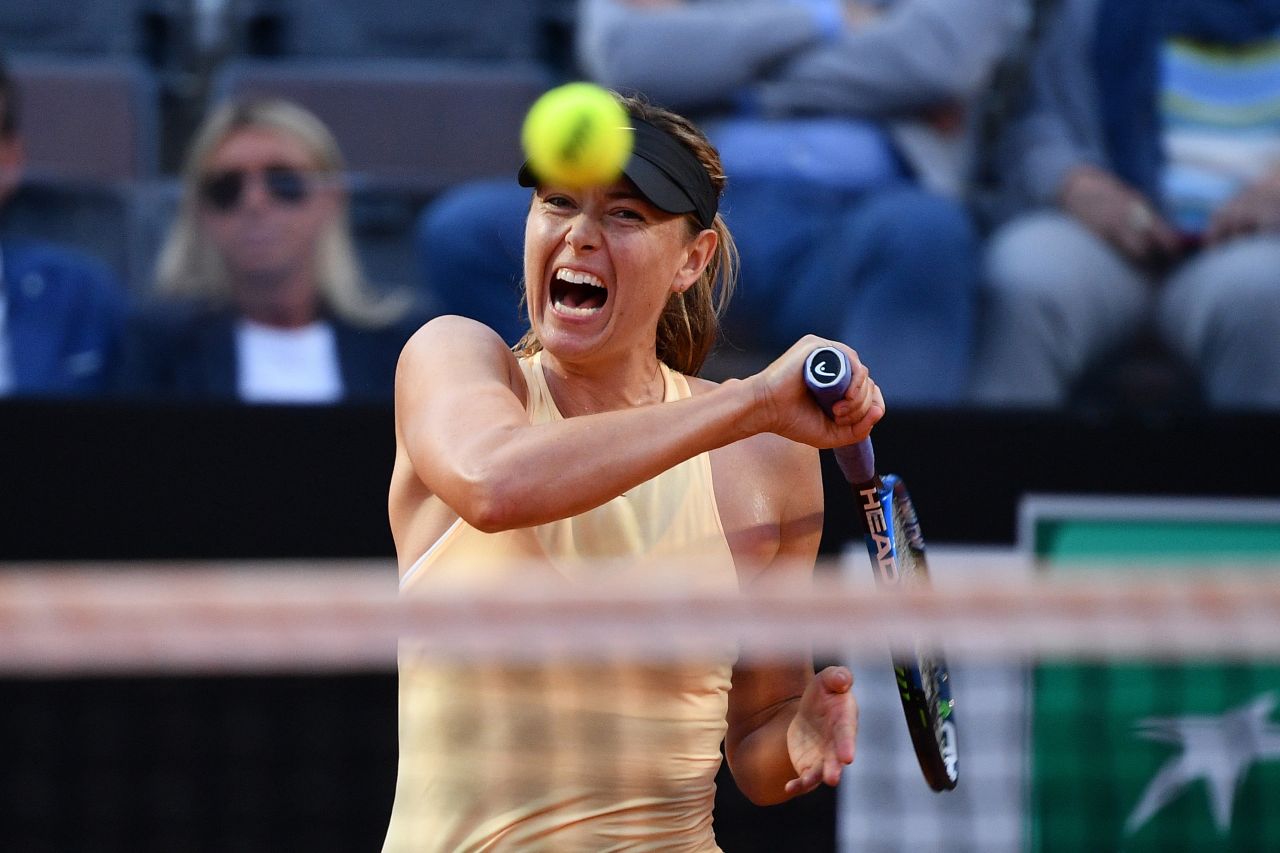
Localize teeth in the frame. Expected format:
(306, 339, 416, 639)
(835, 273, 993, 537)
(555, 268, 605, 288)
(551, 267, 606, 317)
(553, 299, 603, 317)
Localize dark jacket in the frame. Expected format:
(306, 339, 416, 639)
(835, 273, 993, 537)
(1, 237, 126, 397)
(117, 300, 418, 404)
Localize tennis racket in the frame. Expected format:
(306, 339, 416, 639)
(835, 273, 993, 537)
(803, 345, 958, 792)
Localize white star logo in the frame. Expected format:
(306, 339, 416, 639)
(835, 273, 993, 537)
(1125, 691, 1280, 835)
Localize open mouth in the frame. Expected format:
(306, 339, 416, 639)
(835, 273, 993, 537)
(550, 268, 608, 317)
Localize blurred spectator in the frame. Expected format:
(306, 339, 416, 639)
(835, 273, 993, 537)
(119, 97, 419, 404)
(417, 0, 1027, 404)
(0, 55, 126, 398)
(972, 0, 1280, 410)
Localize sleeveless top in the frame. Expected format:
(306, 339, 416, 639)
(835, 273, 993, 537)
(383, 352, 739, 853)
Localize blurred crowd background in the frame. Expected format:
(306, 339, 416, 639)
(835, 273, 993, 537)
(5, 0, 1279, 414)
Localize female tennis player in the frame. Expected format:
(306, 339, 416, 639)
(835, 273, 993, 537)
(383, 94, 884, 851)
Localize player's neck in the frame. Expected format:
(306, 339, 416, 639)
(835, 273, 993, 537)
(540, 352, 665, 417)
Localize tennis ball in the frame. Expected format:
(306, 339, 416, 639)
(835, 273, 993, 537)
(521, 82, 633, 188)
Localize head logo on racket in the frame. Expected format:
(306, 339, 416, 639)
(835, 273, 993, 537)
(804, 347, 849, 390)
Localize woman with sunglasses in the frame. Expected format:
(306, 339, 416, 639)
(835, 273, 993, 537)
(383, 94, 884, 851)
(118, 97, 418, 403)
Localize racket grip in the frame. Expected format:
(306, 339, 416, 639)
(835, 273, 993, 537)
(803, 346, 877, 484)
(831, 441, 875, 485)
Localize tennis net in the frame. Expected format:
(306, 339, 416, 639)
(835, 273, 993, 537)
(2, 550, 1279, 852)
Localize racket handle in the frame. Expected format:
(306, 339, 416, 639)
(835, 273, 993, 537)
(832, 441, 875, 486)
(803, 346, 876, 484)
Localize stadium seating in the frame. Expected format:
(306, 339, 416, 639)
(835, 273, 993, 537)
(210, 58, 549, 193)
(0, 0, 164, 58)
(223, 0, 546, 62)
(3, 56, 165, 293)
(7, 55, 161, 182)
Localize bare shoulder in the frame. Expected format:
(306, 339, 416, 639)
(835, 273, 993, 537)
(399, 314, 512, 365)
(396, 315, 527, 401)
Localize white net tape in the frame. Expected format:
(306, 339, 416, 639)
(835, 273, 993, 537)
(3, 552, 1280, 674)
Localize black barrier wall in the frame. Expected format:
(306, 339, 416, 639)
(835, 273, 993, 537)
(3, 401, 1278, 559)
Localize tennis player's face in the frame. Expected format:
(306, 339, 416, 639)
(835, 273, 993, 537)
(524, 178, 711, 362)
(198, 127, 337, 287)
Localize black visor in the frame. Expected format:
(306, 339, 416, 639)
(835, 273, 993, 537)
(518, 115, 718, 229)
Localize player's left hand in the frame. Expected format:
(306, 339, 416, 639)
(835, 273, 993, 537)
(783, 665, 858, 795)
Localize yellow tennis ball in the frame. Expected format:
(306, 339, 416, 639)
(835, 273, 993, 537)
(522, 83, 633, 188)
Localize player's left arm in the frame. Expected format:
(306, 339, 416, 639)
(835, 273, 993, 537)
(724, 437, 857, 805)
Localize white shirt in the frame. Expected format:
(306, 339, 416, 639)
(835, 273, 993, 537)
(234, 318, 343, 404)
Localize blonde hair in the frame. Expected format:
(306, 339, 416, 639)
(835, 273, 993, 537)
(155, 97, 410, 328)
(514, 94, 739, 376)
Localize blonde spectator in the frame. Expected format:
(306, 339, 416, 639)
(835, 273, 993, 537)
(121, 97, 420, 404)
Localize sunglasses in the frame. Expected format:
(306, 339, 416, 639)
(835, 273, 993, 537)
(198, 166, 311, 212)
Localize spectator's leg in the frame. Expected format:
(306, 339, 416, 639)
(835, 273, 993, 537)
(782, 185, 979, 405)
(415, 180, 532, 344)
(1158, 235, 1280, 410)
(971, 211, 1150, 407)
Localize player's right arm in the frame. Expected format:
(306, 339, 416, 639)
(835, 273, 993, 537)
(395, 315, 740, 533)
(395, 318, 879, 533)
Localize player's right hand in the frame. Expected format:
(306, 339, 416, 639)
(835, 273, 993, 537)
(745, 335, 884, 448)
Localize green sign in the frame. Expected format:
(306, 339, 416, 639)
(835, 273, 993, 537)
(1023, 498, 1280, 852)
